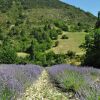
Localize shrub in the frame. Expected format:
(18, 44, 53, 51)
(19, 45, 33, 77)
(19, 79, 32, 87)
(61, 25, 69, 31)
(56, 29, 62, 35)
(57, 70, 85, 92)
(17, 56, 30, 64)
(54, 41, 59, 47)
(54, 54, 66, 64)
(61, 34, 68, 39)
(66, 50, 76, 59)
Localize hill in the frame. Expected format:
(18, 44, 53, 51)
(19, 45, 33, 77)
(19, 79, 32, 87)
(0, 0, 97, 66)
(0, 0, 96, 27)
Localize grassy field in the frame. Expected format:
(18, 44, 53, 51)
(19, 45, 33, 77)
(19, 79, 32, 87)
(51, 32, 87, 55)
(17, 52, 30, 58)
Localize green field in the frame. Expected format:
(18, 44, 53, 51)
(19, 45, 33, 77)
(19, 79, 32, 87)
(51, 32, 87, 54)
(17, 52, 30, 58)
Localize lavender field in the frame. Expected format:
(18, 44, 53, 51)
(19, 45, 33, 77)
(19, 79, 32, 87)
(0, 64, 100, 100)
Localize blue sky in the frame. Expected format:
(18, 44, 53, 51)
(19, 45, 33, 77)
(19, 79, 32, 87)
(60, 0, 100, 16)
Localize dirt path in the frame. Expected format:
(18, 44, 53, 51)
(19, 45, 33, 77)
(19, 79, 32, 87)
(17, 70, 68, 100)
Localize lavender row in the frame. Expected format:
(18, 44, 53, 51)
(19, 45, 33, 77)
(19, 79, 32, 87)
(0, 64, 43, 99)
(47, 64, 100, 100)
(47, 64, 100, 75)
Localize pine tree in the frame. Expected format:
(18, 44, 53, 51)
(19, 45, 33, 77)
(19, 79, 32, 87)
(96, 11, 100, 28)
(98, 11, 100, 20)
(29, 41, 35, 60)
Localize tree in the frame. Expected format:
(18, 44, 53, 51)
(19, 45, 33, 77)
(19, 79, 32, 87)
(98, 11, 100, 20)
(46, 51, 55, 66)
(0, 46, 17, 64)
(27, 40, 35, 60)
(82, 29, 100, 68)
(49, 28, 58, 40)
(81, 12, 100, 68)
(96, 11, 100, 28)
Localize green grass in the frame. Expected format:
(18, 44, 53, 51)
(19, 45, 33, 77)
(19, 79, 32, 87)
(51, 32, 87, 54)
(17, 52, 30, 58)
(0, 87, 14, 100)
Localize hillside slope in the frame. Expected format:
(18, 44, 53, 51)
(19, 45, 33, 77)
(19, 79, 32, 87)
(0, 0, 97, 66)
(0, 0, 96, 26)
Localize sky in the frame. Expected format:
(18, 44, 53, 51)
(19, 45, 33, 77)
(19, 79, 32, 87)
(60, 0, 100, 16)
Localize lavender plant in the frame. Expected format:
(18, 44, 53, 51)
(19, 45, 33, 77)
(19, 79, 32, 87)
(0, 64, 43, 99)
(47, 64, 100, 100)
(57, 70, 85, 92)
(0, 87, 14, 100)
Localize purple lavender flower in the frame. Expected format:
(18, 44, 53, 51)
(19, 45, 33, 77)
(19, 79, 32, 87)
(47, 64, 100, 100)
(0, 64, 43, 98)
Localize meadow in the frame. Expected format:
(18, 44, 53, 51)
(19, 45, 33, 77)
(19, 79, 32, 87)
(51, 32, 87, 55)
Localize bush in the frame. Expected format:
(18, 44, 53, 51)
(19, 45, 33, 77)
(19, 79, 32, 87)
(61, 70, 84, 92)
(54, 54, 66, 64)
(54, 41, 59, 47)
(54, 20, 69, 31)
(17, 57, 30, 64)
(66, 51, 76, 59)
(61, 25, 69, 31)
(61, 34, 68, 39)
(56, 29, 62, 35)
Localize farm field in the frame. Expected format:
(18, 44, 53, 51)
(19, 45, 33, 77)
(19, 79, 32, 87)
(0, 0, 99, 99)
(51, 32, 87, 55)
(0, 64, 100, 99)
